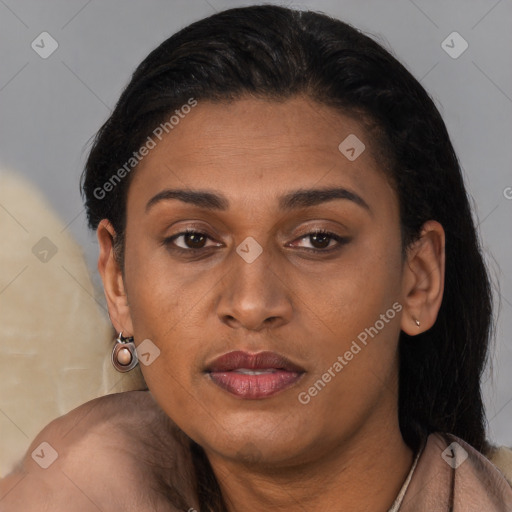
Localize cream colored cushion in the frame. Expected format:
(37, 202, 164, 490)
(0, 169, 146, 478)
(487, 445, 512, 488)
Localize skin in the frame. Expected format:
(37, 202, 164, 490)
(1, 95, 444, 511)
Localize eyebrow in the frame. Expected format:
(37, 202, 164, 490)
(145, 187, 372, 215)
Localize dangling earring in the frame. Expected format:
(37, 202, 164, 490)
(111, 332, 138, 372)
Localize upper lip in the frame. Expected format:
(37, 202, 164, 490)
(204, 350, 306, 373)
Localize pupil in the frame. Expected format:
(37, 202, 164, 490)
(186, 233, 206, 248)
(311, 233, 330, 248)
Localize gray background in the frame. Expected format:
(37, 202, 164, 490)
(1, 0, 511, 445)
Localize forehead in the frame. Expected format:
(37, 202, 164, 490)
(129, 96, 395, 212)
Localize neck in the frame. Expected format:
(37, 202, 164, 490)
(204, 405, 414, 512)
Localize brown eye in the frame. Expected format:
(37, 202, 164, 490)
(309, 232, 332, 249)
(290, 230, 350, 253)
(164, 230, 219, 251)
(182, 232, 207, 249)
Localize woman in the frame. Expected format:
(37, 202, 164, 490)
(1, 4, 511, 511)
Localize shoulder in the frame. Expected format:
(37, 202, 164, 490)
(0, 391, 197, 511)
(442, 433, 512, 490)
(440, 432, 512, 508)
(402, 432, 512, 511)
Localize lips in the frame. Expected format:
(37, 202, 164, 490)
(205, 350, 306, 399)
(205, 350, 305, 373)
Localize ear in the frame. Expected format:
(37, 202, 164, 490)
(400, 220, 445, 335)
(97, 219, 134, 336)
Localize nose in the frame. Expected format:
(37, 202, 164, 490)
(216, 243, 293, 332)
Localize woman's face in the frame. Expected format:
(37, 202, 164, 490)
(104, 96, 414, 467)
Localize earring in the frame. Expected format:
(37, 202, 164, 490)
(413, 318, 421, 328)
(111, 332, 138, 372)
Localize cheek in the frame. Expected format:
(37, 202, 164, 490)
(122, 248, 191, 378)
(301, 231, 403, 400)
(124, 241, 200, 332)
(315, 228, 402, 329)
(295, 273, 402, 440)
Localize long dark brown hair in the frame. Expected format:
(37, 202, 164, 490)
(81, 5, 495, 511)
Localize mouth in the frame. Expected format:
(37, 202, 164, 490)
(204, 350, 306, 400)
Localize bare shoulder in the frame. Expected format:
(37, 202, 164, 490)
(0, 391, 198, 511)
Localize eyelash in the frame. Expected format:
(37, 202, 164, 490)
(162, 228, 349, 255)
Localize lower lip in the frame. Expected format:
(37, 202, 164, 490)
(207, 370, 303, 399)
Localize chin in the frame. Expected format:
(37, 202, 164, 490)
(199, 423, 312, 464)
